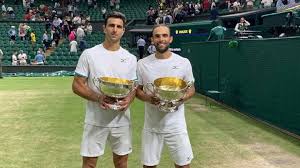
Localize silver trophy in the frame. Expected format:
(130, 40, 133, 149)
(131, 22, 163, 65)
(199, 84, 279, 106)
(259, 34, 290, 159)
(146, 77, 192, 112)
(93, 77, 136, 110)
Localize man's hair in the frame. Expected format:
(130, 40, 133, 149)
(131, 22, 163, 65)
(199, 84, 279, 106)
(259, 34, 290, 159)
(104, 11, 126, 27)
(151, 24, 171, 36)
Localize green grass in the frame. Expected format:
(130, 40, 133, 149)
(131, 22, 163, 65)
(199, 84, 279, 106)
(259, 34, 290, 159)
(0, 77, 299, 168)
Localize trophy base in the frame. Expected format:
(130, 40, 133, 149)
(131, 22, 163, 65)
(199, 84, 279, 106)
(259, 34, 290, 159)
(158, 101, 179, 113)
(108, 104, 122, 111)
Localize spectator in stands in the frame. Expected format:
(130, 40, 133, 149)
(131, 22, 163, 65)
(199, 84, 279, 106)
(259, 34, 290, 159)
(76, 25, 86, 51)
(202, 0, 211, 13)
(30, 31, 36, 51)
(72, 11, 137, 168)
(72, 14, 82, 25)
(188, 1, 196, 16)
(25, 0, 31, 10)
(210, 5, 219, 20)
(246, 0, 254, 9)
(146, 7, 155, 25)
(235, 17, 250, 34)
(93, 0, 98, 9)
(24, 23, 32, 41)
(53, 28, 60, 47)
(62, 20, 71, 38)
(42, 31, 49, 50)
(88, 0, 93, 10)
(32, 50, 45, 65)
(0, 48, 3, 76)
(276, 0, 295, 9)
(155, 12, 163, 24)
(45, 18, 51, 31)
(76, 25, 85, 40)
(147, 42, 156, 55)
(101, 7, 107, 19)
(232, 0, 241, 12)
(54, 1, 60, 9)
(115, 0, 120, 10)
(81, 14, 88, 25)
(85, 22, 93, 35)
(30, 0, 35, 7)
(67, 2, 74, 17)
(70, 40, 78, 53)
(1, 3, 6, 16)
(50, 27, 55, 47)
(52, 16, 62, 30)
(0, 48, 3, 62)
(6, 6, 15, 19)
(69, 29, 76, 42)
(261, 0, 273, 8)
(18, 23, 26, 41)
(24, 9, 33, 21)
(137, 36, 146, 59)
(174, 4, 186, 23)
(211, 0, 217, 10)
(194, 2, 202, 14)
(109, 0, 114, 10)
(18, 50, 27, 65)
(163, 12, 173, 24)
(8, 26, 16, 45)
(11, 51, 18, 66)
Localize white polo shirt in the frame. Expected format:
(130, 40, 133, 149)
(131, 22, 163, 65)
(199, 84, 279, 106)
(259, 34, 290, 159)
(137, 53, 194, 133)
(75, 44, 137, 127)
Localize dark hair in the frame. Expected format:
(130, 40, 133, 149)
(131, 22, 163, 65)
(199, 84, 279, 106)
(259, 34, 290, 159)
(151, 24, 170, 36)
(104, 11, 126, 27)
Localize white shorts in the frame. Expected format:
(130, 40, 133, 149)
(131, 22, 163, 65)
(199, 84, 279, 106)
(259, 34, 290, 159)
(141, 130, 193, 166)
(80, 124, 132, 157)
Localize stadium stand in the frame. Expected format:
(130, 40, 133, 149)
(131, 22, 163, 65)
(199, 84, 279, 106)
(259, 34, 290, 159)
(0, 22, 45, 65)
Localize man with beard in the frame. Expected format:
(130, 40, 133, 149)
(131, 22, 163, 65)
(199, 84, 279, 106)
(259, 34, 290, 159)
(136, 24, 195, 168)
(72, 12, 137, 168)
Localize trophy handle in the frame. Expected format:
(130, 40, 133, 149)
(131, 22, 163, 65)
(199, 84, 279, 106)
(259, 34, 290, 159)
(186, 81, 194, 89)
(146, 82, 155, 95)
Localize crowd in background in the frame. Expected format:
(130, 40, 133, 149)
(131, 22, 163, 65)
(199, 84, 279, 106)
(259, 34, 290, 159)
(0, 0, 298, 65)
(0, 0, 99, 65)
(146, 0, 292, 25)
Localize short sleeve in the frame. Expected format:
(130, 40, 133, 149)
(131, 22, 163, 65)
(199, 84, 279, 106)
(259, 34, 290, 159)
(75, 50, 89, 78)
(129, 55, 137, 81)
(184, 59, 195, 83)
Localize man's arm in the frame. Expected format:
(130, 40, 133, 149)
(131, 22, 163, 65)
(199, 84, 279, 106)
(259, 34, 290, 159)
(244, 20, 250, 26)
(172, 84, 195, 108)
(181, 84, 195, 102)
(72, 75, 110, 109)
(115, 89, 136, 111)
(234, 23, 240, 32)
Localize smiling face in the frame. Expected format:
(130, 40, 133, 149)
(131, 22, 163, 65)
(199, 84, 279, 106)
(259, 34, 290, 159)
(151, 25, 173, 54)
(103, 17, 125, 43)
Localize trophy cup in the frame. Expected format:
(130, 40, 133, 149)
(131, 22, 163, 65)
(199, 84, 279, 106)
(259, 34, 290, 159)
(146, 77, 192, 112)
(93, 77, 136, 110)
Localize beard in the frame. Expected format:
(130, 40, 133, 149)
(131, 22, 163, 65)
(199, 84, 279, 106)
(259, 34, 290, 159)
(155, 44, 169, 54)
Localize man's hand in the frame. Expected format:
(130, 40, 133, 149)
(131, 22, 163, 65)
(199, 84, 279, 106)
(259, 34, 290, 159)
(170, 98, 184, 110)
(147, 94, 160, 106)
(115, 89, 136, 112)
(97, 94, 113, 110)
